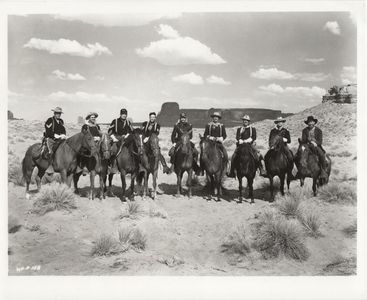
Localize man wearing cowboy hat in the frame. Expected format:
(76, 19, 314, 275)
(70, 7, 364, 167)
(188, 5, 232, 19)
(78, 112, 102, 175)
(141, 112, 170, 174)
(300, 115, 328, 179)
(268, 116, 293, 164)
(43, 107, 67, 174)
(203, 111, 228, 163)
(227, 115, 267, 178)
(168, 112, 201, 175)
(108, 108, 134, 173)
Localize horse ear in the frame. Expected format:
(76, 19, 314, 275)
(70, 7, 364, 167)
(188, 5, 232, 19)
(199, 133, 203, 140)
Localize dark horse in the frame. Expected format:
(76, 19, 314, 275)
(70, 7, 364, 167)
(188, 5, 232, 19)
(137, 132, 160, 200)
(264, 135, 294, 201)
(199, 136, 227, 201)
(73, 133, 111, 200)
(233, 143, 257, 204)
(22, 125, 97, 199)
(295, 139, 331, 196)
(107, 128, 143, 202)
(172, 131, 194, 198)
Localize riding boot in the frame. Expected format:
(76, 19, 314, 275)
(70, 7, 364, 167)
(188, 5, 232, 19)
(160, 153, 171, 174)
(315, 147, 328, 180)
(82, 166, 89, 176)
(45, 152, 54, 174)
(227, 149, 237, 178)
(259, 157, 267, 177)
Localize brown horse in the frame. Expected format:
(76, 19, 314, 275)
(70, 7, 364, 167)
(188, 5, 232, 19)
(137, 132, 160, 200)
(22, 125, 97, 199)
(107, 128, 143, 202)
(172, 131, 194, 198)
(295, 139, 331, 196)
(199, 136, 227, 201)
(73, 133, 111, 200)
(264, 135, 294, 201)
(233, 143, 257, 204)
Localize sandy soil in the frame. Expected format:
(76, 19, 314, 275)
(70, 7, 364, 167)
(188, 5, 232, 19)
(8, 102, 357, 275)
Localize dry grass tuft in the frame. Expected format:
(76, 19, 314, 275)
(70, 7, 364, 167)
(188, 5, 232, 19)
(318, 182, 356, 205)
(342, 221, 357, 238)
(149, 205, 168, 219)
(119, 201, 142, 219)
(277, 195, 301, 219)
(221, 225, 251, 256)
(321, 256, 356, 275)
(32, 183, 76, 215)
(297, 209, 322, 238)
(8, 163, 24, 186)
(252, 211, 309, 261)
(118, 227, 147, 251)
(91, 235, 119, 256)
(8, 215, 22, 233)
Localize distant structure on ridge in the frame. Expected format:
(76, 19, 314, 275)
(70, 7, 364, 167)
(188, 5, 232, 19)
(322, 84, 357, 104)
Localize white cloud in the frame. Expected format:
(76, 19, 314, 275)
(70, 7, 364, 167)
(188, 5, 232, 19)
(47, 91, 126, 103)
(157, 24, 180, 39)
(206, 75, 231, 85)
(136, 25, 226, 65)
(302, 58, 325, 65)
(250, 68, 295, 80)
(24, 38, 112, 57)
(341, 66, 356, 85)
(52, 69, 86, 81)
(323, 21, 341, 35)
(294, 72, 330, 82)
(172, 72, 204, 85)
(259, 84, 326, 99)
(54, 13, 182, 27)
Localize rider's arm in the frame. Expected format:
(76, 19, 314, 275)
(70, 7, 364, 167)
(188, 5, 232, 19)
(251, 127, 257, 142)
(156, 123, 161, 136)
(107, 120, 116, 136)
(316, 128, 323, 146)
(285, 129, 291, 144)
(171, 125, 177, 143)
(301, 128, 309, 143)
(97, 124, 103, 136)
(222, 125, 227, 140)
(189, 124, 193, 140)
(60, 119, 66, 135)
(127, 121, 134, 134)
(203, 124, 210, 138)
(236, 128, 240, 141)
(44, 118, 54, 138)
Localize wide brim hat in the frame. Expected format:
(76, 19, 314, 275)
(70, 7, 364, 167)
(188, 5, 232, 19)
(51, 107, 63, 114)
(242, 115, 250, 121)
(274, 116, 286, 123)
(120, 108, 128, 115)
(304, 115, 318, 124)
(86, 112, 98, 120)
(180, 112, 187, 118)
(211, 112, 222, 119)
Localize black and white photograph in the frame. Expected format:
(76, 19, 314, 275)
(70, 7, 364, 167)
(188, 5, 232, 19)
(2, 1, 367, 299)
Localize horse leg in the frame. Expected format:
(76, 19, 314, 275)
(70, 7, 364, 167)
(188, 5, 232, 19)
(280, 174, 285, 196)
(152, 170, 158, 200)
(142, 172, 148, 200)
(300, 177, 305, 187)
(129, 173, 136, 201)
(238, 176, 243, 203)
(248, 177, 254, 204)
(98, 172, 104, 200)
(176, 171, 181, 197)
(187, 169, 193, 198)
(73, 172, 82, 195)
(36, 169, 45, 191)
(286, 171, 291, 191)
(24, 165, 35, 199)
(269, 176, 274, 202)
(215, 173, 221, 202)
(312, 177, 317, 197)
(89, 170, 96, 200)
(107, 173, 115, 197)
(60, 170, 68, 185)
(120, 171, 127, 202)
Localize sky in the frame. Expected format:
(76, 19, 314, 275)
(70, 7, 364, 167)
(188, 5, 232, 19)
(8, 12, 357, 123)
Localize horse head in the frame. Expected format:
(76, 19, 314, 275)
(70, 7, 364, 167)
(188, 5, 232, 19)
(269, 134, 285, 152)
(100, 133, 111, 160)
(297, 138, 311, 168)
(81, 125, 97, 155)
(132, 128, 143, 156)
(180, 130, 192, 154)
(147, 133, 160, 157)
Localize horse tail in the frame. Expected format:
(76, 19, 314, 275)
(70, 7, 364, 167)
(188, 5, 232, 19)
(22, 146, 34, 185)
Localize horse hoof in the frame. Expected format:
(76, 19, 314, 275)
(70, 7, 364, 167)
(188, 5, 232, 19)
(250, 200, 255, 205)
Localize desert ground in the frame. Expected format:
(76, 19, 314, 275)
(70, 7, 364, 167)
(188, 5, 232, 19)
(8, 102, 357, 275)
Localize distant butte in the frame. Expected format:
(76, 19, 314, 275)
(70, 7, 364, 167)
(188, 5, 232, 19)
(156, 102, 293, 128)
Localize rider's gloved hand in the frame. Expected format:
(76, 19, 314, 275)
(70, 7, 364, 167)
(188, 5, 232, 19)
(217, 137, 224, 143)
(60, 134, 67, 139)
(111, 135, 118, 142)
(94, 136, 101, 141)
(209, 136, 215, 141)
(244, 138, 252, 143)
(124, 133, 130, 138)
(54, 134, 61, 139)
(282, 137, 288, 142)
(172, 143, 176, 147)
(143, 137, 149, 143)
(238, 139, 244, 144)
(311, 141, 317, 147)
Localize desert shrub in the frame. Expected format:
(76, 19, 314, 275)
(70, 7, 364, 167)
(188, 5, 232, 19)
(277, 195, 301, 219)
(221, 225, 251, 256)
(297, 209, 322, 238)
(32, 183, 76, 215)
(342, 221, 357, 238)
(119, 201, 142, 219)
(252, 212, 309, 261)
(91, 235, 117, 256)
(149, 205, 168, 219)
(8, 163, 24, 186)
(8, 215, 22, 233)
(118, 227, 147, 251)
(318, 182, 356, 205)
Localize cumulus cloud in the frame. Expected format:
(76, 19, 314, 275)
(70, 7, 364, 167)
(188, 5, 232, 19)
(52, 69, 86, 81)
(294, 72, 330, 82)
(259, 83, 326, 98)
(206, 75, 231, 85)
(302, 58, 325, 65)
(54, 13, 182, 27)
(24, 38, 112, 57)
(47, 91, 127, 103)
(323, 21, 341, 35)
(172, 72, 204, 85)
(250, 68, 295, 80)
(136, 24, 226, 65)
(341, 66, 356, 85)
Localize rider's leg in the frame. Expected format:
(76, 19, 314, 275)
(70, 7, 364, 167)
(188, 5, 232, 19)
(159, 149, 171, 174)
(314, 146, 328, 179)
(190, 142, 201, 175)
(227, 147, 238, 178)
(110, 143, 119, 173)
(45, 138, 55, 174)
(252, 144, 267, 177)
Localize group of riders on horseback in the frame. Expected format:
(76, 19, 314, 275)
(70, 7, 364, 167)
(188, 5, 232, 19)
(24, 105, 329, 201)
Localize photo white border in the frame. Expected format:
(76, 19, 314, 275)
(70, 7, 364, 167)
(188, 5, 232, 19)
(1, 1, 366, 299)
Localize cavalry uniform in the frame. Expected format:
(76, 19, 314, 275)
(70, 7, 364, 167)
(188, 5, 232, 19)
(227, 115, 266, 178)
(203, 112, 228, 163)
(268, 122, 293, 163)
(169, 113, 200, 174)
(300, 116, 328, 179)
